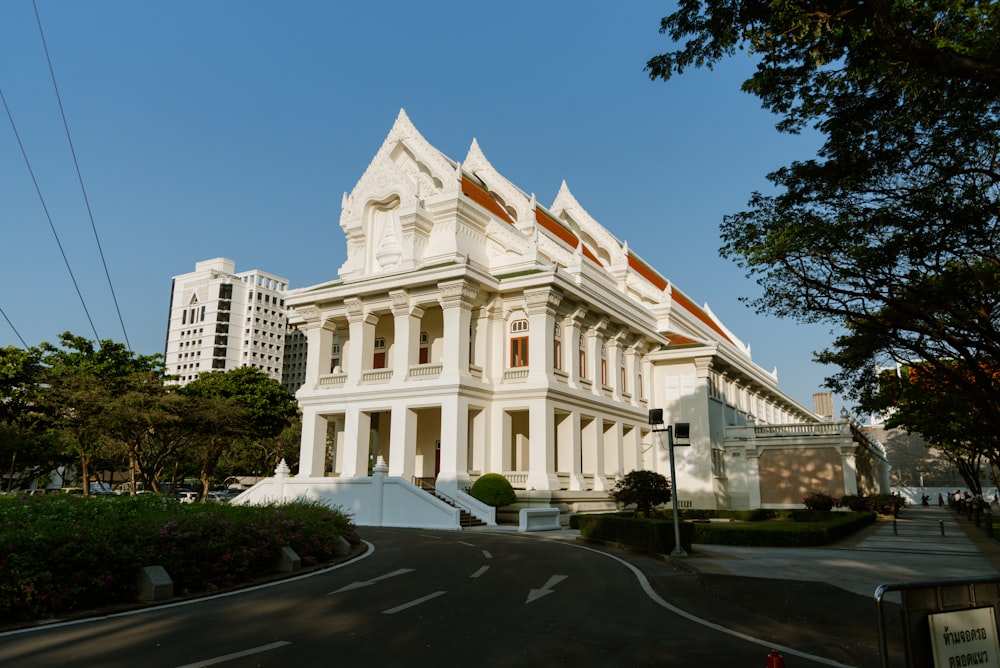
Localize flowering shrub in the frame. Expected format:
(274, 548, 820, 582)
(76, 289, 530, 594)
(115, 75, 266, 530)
(0, 494, 357, 622)
(802, 492, 837, 511)
(868, 493, 906, 516)
(838, 494, 871, 512)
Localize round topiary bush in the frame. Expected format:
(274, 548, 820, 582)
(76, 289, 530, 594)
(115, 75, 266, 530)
(469, 473, 517, 507)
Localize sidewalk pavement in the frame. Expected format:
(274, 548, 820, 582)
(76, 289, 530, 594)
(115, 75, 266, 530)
(679, 505, 1000, 600)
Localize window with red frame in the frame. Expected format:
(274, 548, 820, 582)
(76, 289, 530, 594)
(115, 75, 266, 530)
(510, 319, 529, 368)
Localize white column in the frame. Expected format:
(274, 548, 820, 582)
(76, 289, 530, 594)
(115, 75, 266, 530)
(301, 318, 335, 387)
(298, 407, 328, 477)
(439, 280, 478, 380)
(390, 291, 422, 382)
(565, 409, 585, 490)
(526, 400, 559, 491)
(437, 396, 471, 496)
(388, 405, 417, 480)
(603, 420, 624, 479)
(345, 298, 376, 383)
(840, 445, 859, 496)
(746, 446, 762, 507)
(562, 306, 586, 389)
(341, 407, 371, 478)
(524, 287, 562, 382)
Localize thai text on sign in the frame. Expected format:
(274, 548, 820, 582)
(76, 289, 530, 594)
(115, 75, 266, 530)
(929, 607, 1000, 668)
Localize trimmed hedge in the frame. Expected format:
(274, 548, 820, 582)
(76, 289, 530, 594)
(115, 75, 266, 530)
(691, 511, 876, 546)
(571, 510, 875, 550)
(575, 514, 695, 554)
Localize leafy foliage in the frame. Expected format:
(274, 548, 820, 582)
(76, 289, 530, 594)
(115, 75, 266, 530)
(647, 2, 1000, 453)
(0, 334, 302, 495)
(611, 470, 672, 516)
(0, 494, 357, 622)
(469, 473, 517, 507)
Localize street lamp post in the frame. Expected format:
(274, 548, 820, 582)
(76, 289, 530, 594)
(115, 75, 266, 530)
(649, 409, 690, 557)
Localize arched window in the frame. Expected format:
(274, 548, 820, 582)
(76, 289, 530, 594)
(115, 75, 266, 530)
(578, 332, 587, 379)
(510, 319, 528, 367)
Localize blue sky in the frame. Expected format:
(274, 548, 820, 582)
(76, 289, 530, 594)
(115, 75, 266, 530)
(0, 1, 841, 411)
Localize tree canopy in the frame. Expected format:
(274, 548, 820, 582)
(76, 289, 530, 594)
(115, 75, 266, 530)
(647, 2, 1000, 437)
(0, 334, 301, 496)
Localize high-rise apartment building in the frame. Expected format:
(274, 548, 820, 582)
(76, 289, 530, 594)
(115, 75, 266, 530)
(164, 258, 292, 385)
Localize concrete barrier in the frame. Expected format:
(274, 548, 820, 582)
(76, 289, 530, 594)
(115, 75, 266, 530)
(136, 565, 173, 602)
(274, 546, 301, 573)
(518, 507, 560, 532)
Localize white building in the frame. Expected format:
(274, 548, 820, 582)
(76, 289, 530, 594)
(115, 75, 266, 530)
(236, 110, 889, 526)
(164, 258, 291, 385)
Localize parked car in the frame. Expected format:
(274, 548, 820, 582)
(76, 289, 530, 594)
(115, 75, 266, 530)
(176, 491, 198, 503)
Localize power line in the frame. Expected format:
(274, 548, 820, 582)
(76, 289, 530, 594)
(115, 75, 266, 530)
(0, 305, 28, 348)
(33, 0, 131, 351)
(0, 84, 101, 343)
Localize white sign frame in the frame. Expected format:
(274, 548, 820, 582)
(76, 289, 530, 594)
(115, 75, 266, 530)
(928, 606, 1000, 668)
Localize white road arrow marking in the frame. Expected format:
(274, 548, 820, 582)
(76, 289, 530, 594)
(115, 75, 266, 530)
(328, 568, 414, 594)
(526, 574, 568, 604)
(382, 590, 446, 614)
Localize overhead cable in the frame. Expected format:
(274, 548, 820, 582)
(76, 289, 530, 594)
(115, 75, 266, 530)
(0, 84, 101, 343)
(0, 305, 28, 348)
(33, 0, 131, 350)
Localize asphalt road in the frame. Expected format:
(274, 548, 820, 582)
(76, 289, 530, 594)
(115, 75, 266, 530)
(0, 527, 852, 667)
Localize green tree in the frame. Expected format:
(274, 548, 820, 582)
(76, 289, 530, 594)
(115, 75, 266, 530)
(647, 2, 1000, 430)
(611, 470, 672, 516)
(872, 362, 1000, 494)
(37, 334, 163, 494)
(104, 378, 196, 494)
(0, 346, 63, 490)
(181, 367, 298, 496)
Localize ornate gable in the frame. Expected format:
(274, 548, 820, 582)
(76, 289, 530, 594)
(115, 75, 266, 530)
(338, 110, 460, 280)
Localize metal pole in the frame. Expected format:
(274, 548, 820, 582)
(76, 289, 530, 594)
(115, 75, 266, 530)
(667, 426, 686, 557)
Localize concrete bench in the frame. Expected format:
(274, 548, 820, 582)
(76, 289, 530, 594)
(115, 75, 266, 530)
(518, 507, 560, 532)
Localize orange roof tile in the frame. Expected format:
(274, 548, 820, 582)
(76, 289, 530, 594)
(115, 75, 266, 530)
(461, 176, 515, 225)
(671, 288, 733, 344)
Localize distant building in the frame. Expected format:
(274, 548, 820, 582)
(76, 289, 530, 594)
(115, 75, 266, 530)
(280, 324, 308, 395)
(813, 392, 835, 421)
(164, 258, 291, 385)
(236, 111, 890, 526)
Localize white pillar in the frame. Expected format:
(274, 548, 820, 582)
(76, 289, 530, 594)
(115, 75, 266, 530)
(437, 396, 471, 496)
(524, 287, 562, 382)
(388, 405, 417, 480)
(342, 408, 371, 478)
(565, 409, 585, 490)
(301, 318, 335, 387)
(390, 291, 422, 382)
(298, 408, 328, 477)
(345, 298, 376, 383)
(439, 280, 477, 380)
(526, 400, 559, 491)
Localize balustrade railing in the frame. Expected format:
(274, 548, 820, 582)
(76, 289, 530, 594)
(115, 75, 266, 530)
(360, 369, 392, 384)
(408, 364, 442, 379)
(317, 373, 347, 387)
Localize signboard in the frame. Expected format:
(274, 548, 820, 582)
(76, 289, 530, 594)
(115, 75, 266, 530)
(929, 607, 1000, 668)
